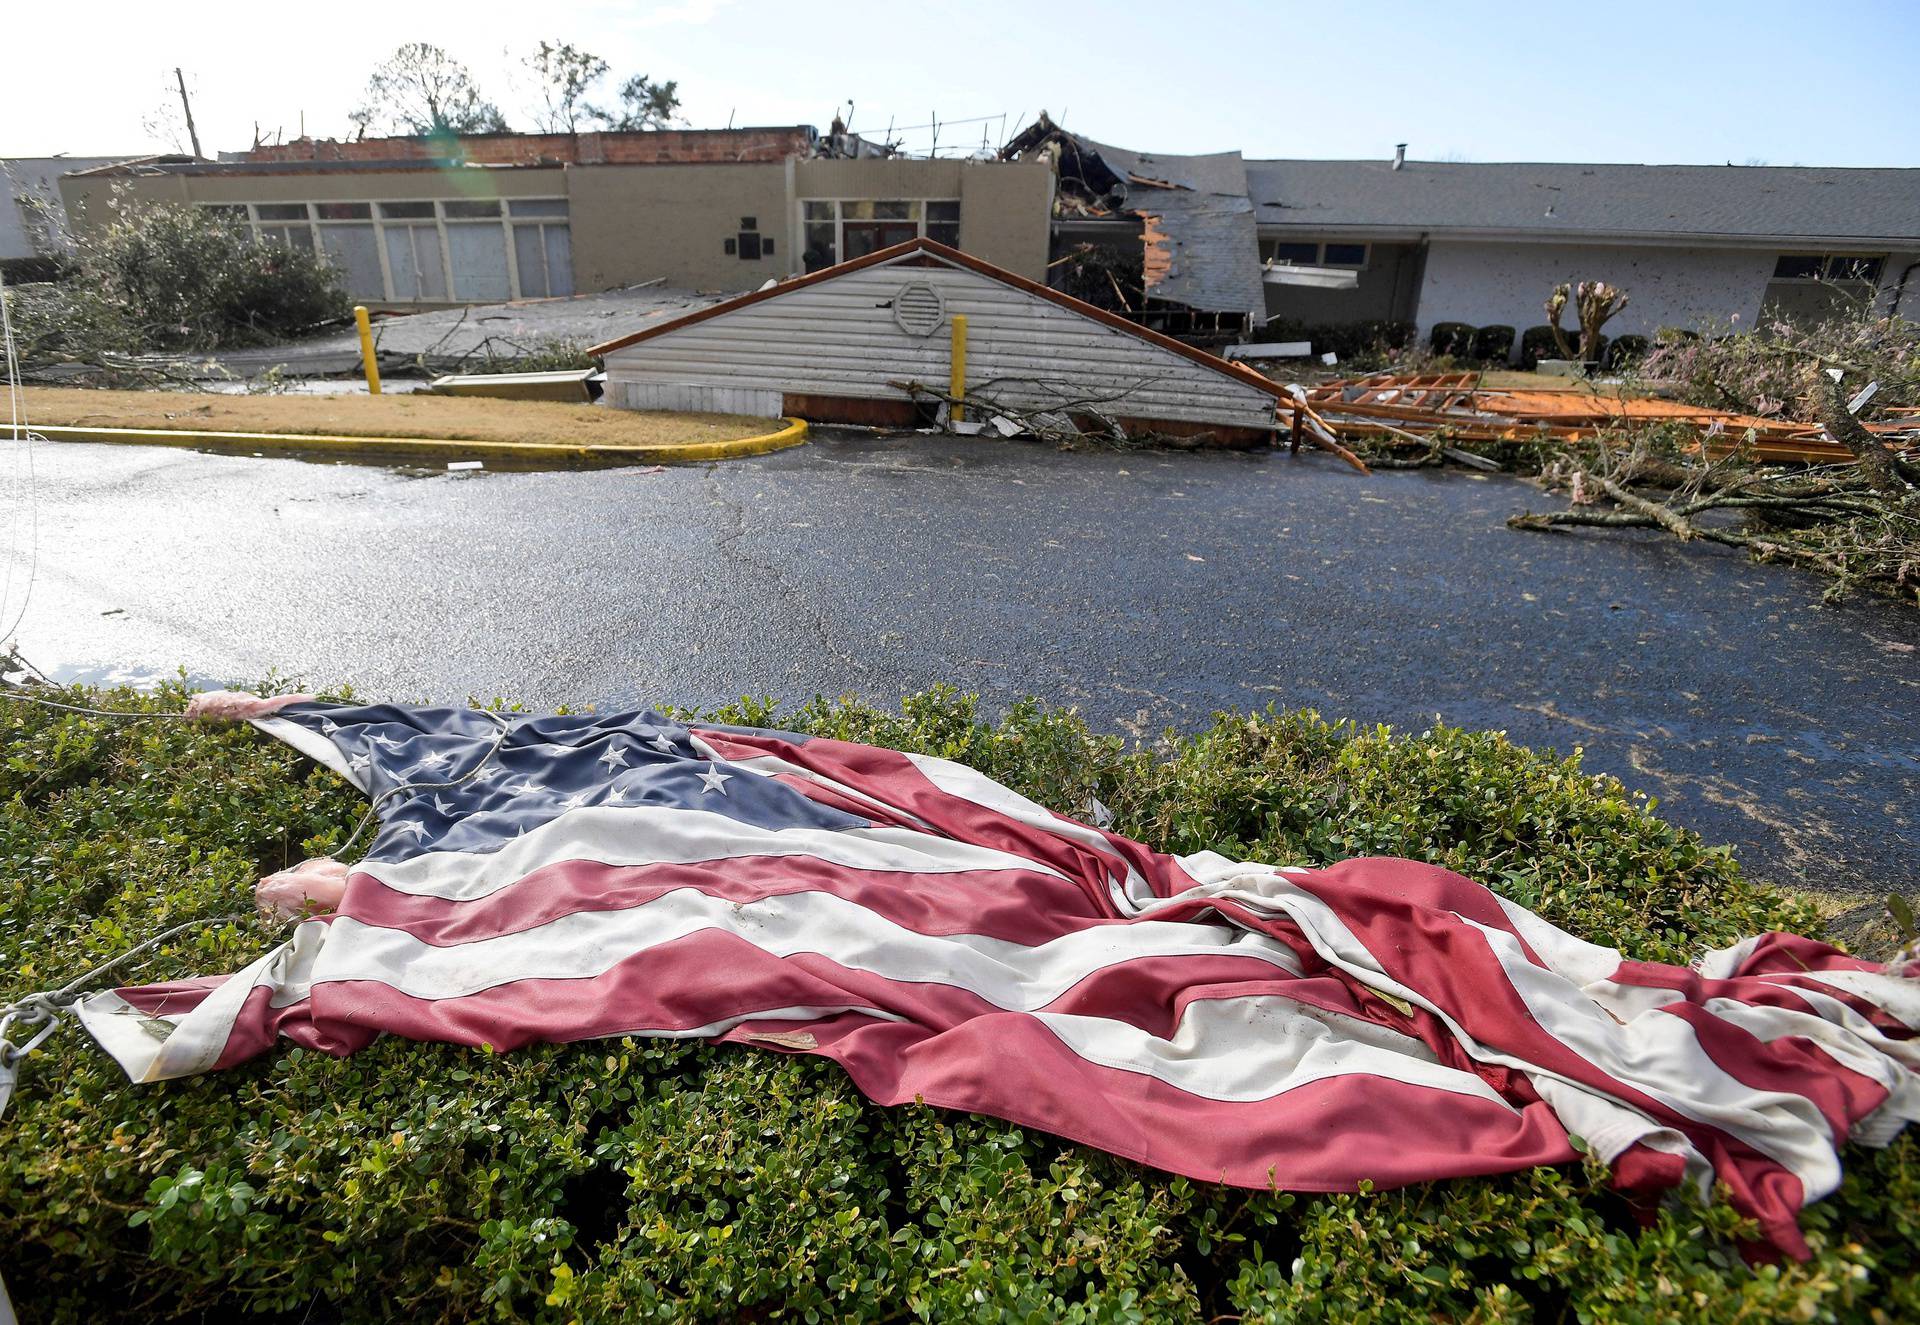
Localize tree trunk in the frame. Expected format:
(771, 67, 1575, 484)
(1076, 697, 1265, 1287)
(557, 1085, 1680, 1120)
(1809, 366, 1909, 496)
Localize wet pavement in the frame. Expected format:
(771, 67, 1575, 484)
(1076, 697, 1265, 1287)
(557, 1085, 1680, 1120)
(6, 431, 1916, 897)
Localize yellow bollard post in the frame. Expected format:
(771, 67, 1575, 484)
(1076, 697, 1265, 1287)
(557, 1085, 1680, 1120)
(948, 314, 968, 423)
(353, 305, 382, 396)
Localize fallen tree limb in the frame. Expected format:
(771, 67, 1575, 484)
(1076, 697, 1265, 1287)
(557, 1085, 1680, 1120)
(1809, 364, 1920, 493)
(1592, 473, 1697, 540)
(1287, 394, 1371, 474)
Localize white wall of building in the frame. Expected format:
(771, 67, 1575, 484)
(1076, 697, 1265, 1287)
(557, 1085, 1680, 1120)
(2, 158, 130, 262)
(1416, 240, 1777, 344)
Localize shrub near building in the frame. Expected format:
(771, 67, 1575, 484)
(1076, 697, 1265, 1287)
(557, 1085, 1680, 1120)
(0, 685, 1914, 1323)
(6, 202, 347, 365)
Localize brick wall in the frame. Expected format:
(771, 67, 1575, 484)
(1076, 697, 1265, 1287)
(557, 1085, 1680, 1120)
(239, 127, 815, 167)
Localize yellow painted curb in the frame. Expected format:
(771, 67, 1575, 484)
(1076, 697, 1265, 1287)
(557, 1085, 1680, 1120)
(26, 417, 809, 468)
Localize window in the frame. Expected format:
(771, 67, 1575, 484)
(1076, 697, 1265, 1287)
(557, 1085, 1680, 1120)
(1773, 253, 1884, 283)
(445, 221, 511, 301)
(798, 199, 962, 270)
(199, 197, 572, 303)
(841, 199, 919, 259)
(249, 202, 315, 251)
(803, 201, 837, 271)
(385, 223, 446, 300)
(320, 224, 383, 298)
(927, 200, 960, 247)
(514, 222, 573, 298)
(510, 199, 573, 298)
(1261, 239, 1369, 267)
(1264, 241, 1318, 264)
(1827, 255, 1883, 282)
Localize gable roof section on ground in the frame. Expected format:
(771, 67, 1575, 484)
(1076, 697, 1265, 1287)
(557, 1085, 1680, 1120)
(590, 238, 1285, 434)
(1245, 159, 1920, 244)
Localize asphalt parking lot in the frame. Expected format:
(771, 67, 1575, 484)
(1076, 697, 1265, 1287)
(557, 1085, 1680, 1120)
(9, 430, 1916, 900)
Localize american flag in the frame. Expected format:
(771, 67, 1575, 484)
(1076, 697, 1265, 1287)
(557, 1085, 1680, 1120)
(79, 701, 1920, 1257)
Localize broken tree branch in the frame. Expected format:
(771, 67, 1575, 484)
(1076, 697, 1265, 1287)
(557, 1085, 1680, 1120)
(1808, 364, 1918, 495)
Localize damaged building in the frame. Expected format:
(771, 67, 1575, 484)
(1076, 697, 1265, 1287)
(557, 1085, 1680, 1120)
(1005, 114, 1920, 352)
(1000, 114, 1267, 346)
(56, 127, 1055, 309)
(40, 114, 1919, 356)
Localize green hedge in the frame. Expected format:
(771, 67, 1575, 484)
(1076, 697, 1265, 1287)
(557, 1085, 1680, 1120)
(1, 683, 1914, 1324)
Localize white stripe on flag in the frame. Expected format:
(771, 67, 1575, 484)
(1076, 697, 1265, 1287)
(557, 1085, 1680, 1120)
(1035, 992, 1514, 1107)
(312, 886, 1307, 1015)
(360, 806, 1072, 901)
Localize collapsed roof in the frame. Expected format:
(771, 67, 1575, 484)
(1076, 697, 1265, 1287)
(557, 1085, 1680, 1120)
(1000, 113, 1265, 321)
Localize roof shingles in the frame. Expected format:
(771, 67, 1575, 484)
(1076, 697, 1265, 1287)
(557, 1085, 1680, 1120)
(1245, 160, 1920, 242)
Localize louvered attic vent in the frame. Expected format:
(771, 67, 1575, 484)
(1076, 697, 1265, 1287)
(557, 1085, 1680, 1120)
(892, 281, 946, 337)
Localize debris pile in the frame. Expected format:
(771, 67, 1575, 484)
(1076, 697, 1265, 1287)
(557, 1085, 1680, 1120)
(1282, 372, 1920, 467)
(1001, 113, 1264, 344)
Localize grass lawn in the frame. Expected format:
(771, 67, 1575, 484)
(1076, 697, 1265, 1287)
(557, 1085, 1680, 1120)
(1, 683, 1914, 1323)
(17, 386, 780, 449)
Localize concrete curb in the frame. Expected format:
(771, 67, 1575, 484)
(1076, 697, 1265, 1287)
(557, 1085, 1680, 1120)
(26, 417, 810, 468)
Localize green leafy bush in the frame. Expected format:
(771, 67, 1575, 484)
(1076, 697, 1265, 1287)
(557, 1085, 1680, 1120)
(1519, 324, 1565, 369)
(1471, 324, 1516, 364)
(5, 201, 347, 364)
(0, 682, 1912, 1324)
(1605, 333, 1651, 371)
(1428, 321, 1475, 358)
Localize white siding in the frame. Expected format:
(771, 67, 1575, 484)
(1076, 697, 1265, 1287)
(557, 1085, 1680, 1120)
(607, 383, 784, 417)
(1416, 240, 1777, 345)
(603, 257, 1278, 431)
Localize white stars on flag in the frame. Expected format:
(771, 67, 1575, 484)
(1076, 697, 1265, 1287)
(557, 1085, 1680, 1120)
(696, 766, 732, 795)
(597, 745, 629, 771)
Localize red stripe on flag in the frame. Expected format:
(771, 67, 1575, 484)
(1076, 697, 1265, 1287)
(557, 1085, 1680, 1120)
(342, 856, 1117, 947)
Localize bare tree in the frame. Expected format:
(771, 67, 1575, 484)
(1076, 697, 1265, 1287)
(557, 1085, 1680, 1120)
(590, 73, 682, 131)
(139, 71, 195, 154)
(354, 43, 510, 137)
(525, 41, 609, 134)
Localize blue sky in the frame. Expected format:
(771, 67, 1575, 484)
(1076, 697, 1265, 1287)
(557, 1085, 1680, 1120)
(8, 0, 1918, 166)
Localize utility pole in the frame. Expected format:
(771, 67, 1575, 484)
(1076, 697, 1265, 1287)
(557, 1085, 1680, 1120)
(174, 68, 202, 158)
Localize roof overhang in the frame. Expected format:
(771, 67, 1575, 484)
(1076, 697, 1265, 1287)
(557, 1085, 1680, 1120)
(1253, 221, 1919, 250)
